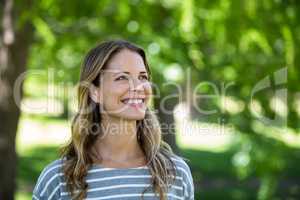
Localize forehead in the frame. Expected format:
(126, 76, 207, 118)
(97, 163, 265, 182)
(104, 49, 147, 73)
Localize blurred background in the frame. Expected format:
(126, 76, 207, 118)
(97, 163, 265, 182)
(0, 0, 299, 199)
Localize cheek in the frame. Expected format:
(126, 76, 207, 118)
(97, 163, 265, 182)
(144, 82, 152, 95)
(106, 84, 129, 101)
(143, 82, 153, 101)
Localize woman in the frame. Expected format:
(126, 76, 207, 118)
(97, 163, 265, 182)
(33, 40, 194, 200)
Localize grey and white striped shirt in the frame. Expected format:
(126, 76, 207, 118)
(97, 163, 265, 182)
(32, 156, 195, 200)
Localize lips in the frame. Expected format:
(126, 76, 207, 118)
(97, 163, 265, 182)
(121, 98, 145, 105)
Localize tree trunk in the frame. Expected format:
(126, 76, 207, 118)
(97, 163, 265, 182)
(0, 0, 33, 199)
(158, 106, 180, 155)
(154, 90, 180, 155)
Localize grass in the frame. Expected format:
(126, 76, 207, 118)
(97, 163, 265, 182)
(16, 145, 60, 200)
(16, 113, 67, 200)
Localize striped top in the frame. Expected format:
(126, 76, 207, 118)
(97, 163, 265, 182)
(32, 156, 195, 200)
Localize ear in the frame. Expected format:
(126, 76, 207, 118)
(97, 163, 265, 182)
(89, 84, 102, 104)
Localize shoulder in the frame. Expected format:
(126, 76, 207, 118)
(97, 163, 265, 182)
(170, 155, 193, 178)
(32, 158, 64, 200)
(170, 155, 195, 200)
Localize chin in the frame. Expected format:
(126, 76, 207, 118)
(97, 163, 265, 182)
(123, 114, 145, 121)
(116, 112, 146, 121)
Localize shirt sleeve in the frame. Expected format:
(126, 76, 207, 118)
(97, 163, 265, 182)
(32, 159, 62, 200)
(172, 155, 195, 200)
(183, 162, 195, 200)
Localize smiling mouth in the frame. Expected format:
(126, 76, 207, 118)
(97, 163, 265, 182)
(120, 98, 145, 105)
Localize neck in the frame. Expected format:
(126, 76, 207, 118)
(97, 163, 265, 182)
(92, 115, 144, 162)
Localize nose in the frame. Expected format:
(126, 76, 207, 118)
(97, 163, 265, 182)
(129, 77, 144, 92)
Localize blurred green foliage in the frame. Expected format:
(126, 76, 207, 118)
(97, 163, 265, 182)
(17, 0, 300, 199)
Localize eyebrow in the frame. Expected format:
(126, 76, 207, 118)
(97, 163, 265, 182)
(113, 71, 148, 76)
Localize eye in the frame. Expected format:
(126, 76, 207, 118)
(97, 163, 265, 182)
(115, 75, 128, 81)
(139, 75, 149, 81)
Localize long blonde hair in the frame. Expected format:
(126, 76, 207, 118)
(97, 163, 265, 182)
(60, 40, 177, 199)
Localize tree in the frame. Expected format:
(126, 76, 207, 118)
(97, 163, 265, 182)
(0, 0, 33, 199)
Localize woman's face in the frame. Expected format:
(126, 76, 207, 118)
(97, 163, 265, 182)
(92, 49, 152, 120)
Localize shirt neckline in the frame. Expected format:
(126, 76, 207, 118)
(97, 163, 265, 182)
(91, 163, 149, 170)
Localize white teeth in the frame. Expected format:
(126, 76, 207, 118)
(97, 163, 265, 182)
(123, 98, 143, 104)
